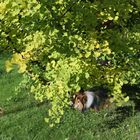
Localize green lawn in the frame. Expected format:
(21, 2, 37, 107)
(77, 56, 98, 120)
(0, 54, 140, 140)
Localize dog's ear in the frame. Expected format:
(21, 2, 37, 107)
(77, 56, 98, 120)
(74, 90, 83, 97)
(72, 92, 79, 102)
(82, 95, 87, 104)
(73, 92, 78, 98)
(79, 87, 84, 93)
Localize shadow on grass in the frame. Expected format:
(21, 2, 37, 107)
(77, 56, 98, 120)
(103, 106, 134, 129)
(4, 100, 48, 116)
(1, 92, 48, 117)
(122, 84, 140, 111)
(102, 84, 140, 130)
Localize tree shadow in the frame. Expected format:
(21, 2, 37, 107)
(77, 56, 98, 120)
(103, 106, 134, 129)
(122, 84, 140, 111)
(102, 84, 140, 129)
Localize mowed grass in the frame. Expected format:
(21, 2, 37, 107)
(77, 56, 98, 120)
(0, 54, 140, 140)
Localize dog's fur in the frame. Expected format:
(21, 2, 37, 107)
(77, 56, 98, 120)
(73, 90, 110, 112)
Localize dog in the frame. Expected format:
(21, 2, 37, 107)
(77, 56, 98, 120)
(72, 89, 110, 112)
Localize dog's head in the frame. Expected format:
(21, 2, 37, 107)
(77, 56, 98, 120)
(73, 91, 87, 112)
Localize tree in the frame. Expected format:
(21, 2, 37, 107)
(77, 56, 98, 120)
(1, 0, 140, 126)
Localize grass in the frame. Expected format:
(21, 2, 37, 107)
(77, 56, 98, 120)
(0, 53, 140, 140)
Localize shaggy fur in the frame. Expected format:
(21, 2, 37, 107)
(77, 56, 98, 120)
(73, 90, 110, 112)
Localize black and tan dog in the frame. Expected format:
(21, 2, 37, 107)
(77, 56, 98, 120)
(72, 89, 110, 112)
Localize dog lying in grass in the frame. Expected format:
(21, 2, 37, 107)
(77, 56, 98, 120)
(72, 89, 110, 112)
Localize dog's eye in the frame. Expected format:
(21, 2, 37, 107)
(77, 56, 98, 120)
(77, 100, 80, 103)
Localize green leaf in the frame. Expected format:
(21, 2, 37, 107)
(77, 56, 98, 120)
(5, 60, 13, 72)
(85, 52, 91, 58)
(85, 72, 90, 79)
(124, 96, 129, 102)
